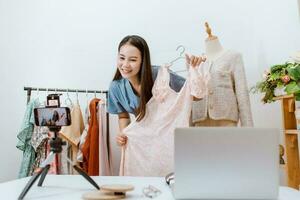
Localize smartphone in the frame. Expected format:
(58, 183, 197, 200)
(34, 107, 71, 127)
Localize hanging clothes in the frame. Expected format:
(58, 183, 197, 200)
(82, 98, 101, 176)
(60, 103, 84, 174)
(120, 65, 206, 176)
(77, 103, 91, 166)
(60, 103, 84, 147)
(77, 125, 89, 163)
(98, 101, 113, 176)
(30, 126, 49, 175)
(17, 99, 40, 178)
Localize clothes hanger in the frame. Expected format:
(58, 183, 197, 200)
(76, 89, 79, 104)
(85, 89, 90, 121)
(168, 45, 186, 66)
(64, 89, 73, 107)
(43, 88, 49, 106)
(36, 87, 40, 102)
(86, 89, 89, 105)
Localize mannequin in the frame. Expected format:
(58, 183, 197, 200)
(191, 22, 253, 127)
(204, 22, 226, 61)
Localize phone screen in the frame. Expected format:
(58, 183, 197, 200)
(34, 107, 71, 126)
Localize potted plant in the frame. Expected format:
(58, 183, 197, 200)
(251, 61, 300, 103)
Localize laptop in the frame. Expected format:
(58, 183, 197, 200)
(173, 127, 279, 199)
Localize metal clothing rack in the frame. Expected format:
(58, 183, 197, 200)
(23, 86, 111, 163)
(24, 86, 108, 104)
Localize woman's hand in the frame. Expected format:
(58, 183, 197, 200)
(185, 54, 206, 101)
(185, 54, 205, 68)
(116, 133, 128, 146)
(117, 112, 130, 147)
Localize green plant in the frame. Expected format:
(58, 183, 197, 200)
(251, 62, 300, 103)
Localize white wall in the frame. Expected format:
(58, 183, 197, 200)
(0, 0, 299, 183)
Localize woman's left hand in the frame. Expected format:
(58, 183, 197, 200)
(185, 54, 205, 68)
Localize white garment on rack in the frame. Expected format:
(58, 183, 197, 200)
(98, 101, 113, 176)
(77, 104, 90, 162)
(77, 125, 89, 162)
(120, 65, 206, 176)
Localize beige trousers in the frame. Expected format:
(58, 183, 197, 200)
(193, 118, 237, 127)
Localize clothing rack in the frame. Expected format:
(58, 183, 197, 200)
(24, 86, 108, 104)
(24, 86, 110, 156)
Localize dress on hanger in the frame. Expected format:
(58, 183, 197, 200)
(98, 101, 113, 176)
(30, 126, 49, 175)
(82, 98, 101, 176)
(60, 103, 84, 147)
(120, 65, 206, 176)
(17, 99, 40, 178)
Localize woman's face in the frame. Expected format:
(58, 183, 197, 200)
(117, 43, 142, 80)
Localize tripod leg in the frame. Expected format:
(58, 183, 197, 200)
(18, 166, 49, 200)
(19, 150, 56, 200)
(73, 165, 100, 190)
(37, 165, 50, 187)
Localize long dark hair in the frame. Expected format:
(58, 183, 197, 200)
(52, 110, 59, 122)
(113, 35, 153, 121)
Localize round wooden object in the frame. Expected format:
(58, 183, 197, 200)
(82, 191, 125, 200)
(101, 184, 134, 193)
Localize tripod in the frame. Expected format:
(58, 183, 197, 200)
(18, 128, 100, 200)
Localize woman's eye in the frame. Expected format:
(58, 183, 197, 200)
(119, 57, 125, 60)
(130, 59, 137, 62)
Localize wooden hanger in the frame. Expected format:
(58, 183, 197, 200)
(205, 22, 218, 41)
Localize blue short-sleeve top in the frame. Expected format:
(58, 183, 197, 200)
(107, 66, 185, 114)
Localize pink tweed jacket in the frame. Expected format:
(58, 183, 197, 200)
(192, 50, 253, 127)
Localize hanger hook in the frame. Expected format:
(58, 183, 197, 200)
(76, 89, 79, 102)
(176, 45, 185, 57)
(65, 88, 73, 107)
(86, 89, 89, 105)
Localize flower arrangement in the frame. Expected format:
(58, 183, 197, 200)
(251, 62, 300, 103)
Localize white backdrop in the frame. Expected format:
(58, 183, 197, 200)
(0, 0, 299, 182)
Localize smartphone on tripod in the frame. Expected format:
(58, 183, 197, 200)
(18, 94, 99, 200)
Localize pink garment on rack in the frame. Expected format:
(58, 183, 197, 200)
(120, 65, 206, 176)
(98, 101, 113, 176)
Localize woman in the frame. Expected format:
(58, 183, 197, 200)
(108, 35, 203, 146)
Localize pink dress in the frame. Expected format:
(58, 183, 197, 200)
(120, 65, 207, 176)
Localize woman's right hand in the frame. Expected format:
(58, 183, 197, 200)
(116, 134, 128, 146)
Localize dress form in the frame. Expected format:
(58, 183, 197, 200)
(204, 22, 226, 61)
(193, 22, 237, 127)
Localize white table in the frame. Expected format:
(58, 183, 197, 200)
(0, 175, 299, 200)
